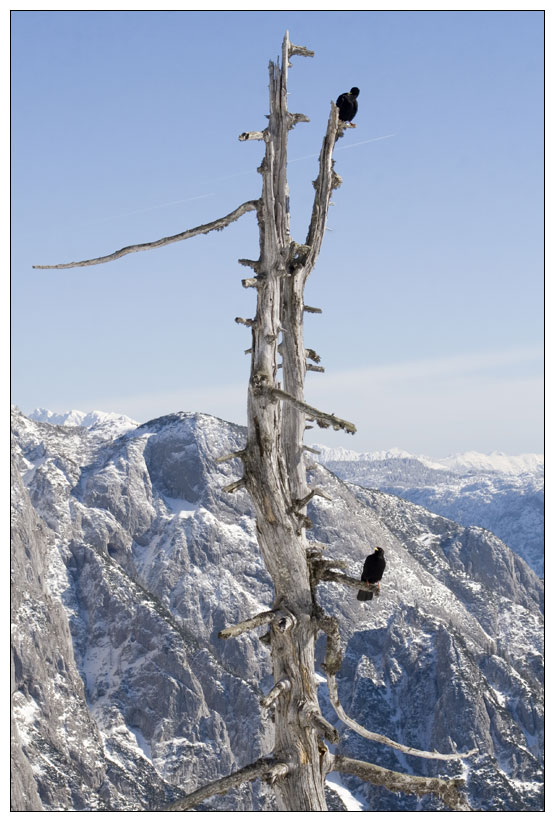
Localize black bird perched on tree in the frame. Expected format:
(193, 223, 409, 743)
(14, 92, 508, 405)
(336, 87, 360, 122)
(357, 547, 386, 601)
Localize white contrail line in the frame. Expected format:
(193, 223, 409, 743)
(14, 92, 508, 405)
(86, 192, 216, 224)
(86, 134, 395, 224)
(336, 132, 397, 151)
(289, 133, 396, 163)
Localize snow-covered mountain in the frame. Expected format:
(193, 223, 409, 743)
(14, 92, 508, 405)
(314, 445, 544, 477)
(28, 408, 138, 441)
(438, 450, 543, 476)
(314, 446, 544, 577)
(11, 408, 544, 811)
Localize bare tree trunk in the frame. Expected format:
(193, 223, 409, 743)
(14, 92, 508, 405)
(35, 31, 475, 813)
(239, 32, 329, 811)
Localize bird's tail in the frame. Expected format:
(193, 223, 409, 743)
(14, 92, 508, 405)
(357, 589, 373, 602)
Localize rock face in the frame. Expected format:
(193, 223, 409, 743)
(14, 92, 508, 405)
(11, 408, 544, 811)
(315, 450, 544, 577)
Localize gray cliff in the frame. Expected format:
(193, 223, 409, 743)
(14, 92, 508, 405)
(10, 408, 544, 811)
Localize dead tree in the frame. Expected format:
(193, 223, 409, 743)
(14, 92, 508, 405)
(35, 32, 475, 812)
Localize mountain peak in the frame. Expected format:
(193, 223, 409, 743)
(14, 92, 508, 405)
(27, 408, 138, 439)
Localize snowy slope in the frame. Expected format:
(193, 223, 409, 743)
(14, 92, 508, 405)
(314, 446, 544, 576)
(11, 408, 544, 811)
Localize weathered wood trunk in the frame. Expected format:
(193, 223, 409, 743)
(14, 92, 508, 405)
(241, 32, 328, 811)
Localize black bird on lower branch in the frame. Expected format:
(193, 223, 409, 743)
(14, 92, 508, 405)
(336, 87, 360, 122)
(357, 547, 386, 601)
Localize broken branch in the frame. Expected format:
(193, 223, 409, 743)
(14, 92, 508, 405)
(33, 200, 259, 269)
(164, 756, 282, 811)
(270, 387, 356, 434)
(311, 558, 348, 575)
(242, 277, 261, 289)
(330, 755, 471, 812)
(260, 677, 291, 708)
(289, 113, 310, 129)
(292, 487, 333, 512)
(305, 348, 321, 363)
(298, 703, 339, 744)
(215, 450, 246, 464)
(288, 43, 315, 58)
(238, 258, 261, 271)
(239, 131, 265, 141)
(318, 568, 380, 595)
(222, 478, 247, 494)
(218, 609, 277, 640)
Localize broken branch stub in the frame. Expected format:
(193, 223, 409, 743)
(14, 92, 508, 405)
(271, 386, 356, 435)
(260, 677, 292, 708)
(222, 478, 246, 494)
(288, 43, 315, 59)
(239, 131, 265, 141)
(218, 609, 278, 640)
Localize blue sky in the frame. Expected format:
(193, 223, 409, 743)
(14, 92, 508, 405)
(11, 10, 544, 456)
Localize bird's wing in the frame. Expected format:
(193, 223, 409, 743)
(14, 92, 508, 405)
(361, 556, 375, 579)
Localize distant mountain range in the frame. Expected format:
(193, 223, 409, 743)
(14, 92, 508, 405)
(313, 445, 544, 577)
(12, 407, 544, 811)
(26, 410, 545, 576)
(313, 444, 544, 477)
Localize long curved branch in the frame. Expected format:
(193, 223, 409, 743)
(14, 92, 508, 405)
(319, 615, 477, 762)
(326, 669, 477, 762)
(330, 755, 472, 811)
(33, 199, 259, 269)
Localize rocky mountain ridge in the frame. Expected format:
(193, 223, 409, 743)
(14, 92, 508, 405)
(314, 445, 544, 577)
(11, 407, 544, 811)
(26, 409, 544, 576)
